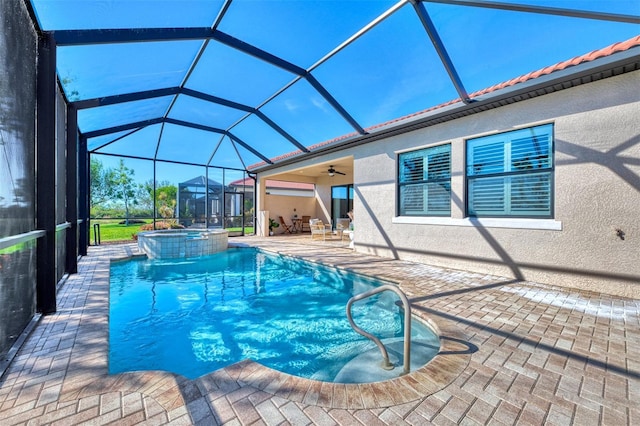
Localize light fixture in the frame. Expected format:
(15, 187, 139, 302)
(327, 165, 344, 177)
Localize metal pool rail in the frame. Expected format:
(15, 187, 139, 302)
(346, 284, 412, 375)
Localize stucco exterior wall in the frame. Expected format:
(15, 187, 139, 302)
(260, 167, 354, 229)
(353, 71, 639, 298)
(263, 194, 316, 234)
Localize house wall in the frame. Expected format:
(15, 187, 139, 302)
(314, 173, 352, 225)
(353, 71, 639, 298)
(259, 172, 352, 234)
(264, 194, 316, 234)
(255, 71, 638, 297)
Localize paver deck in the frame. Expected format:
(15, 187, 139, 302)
(1, 235, 638, 425)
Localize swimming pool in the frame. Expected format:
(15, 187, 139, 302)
(109, 248, 440, 383)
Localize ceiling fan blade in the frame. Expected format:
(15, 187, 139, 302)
(326, 165, 346, 176)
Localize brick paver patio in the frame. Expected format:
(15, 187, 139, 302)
(0, 236, 638, 425)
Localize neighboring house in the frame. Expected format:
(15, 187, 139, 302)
(255, 39, 640, 298)
(177, 176, 225, 224)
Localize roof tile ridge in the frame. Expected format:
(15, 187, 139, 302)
(470, 35, 640, 98)
(307, 131, 360, 150)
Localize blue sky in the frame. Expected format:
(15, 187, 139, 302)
(30, 0, 640, 186)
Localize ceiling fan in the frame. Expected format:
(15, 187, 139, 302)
(326, 165, 346, 177)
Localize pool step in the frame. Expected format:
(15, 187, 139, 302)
(333, 338, 439, 384)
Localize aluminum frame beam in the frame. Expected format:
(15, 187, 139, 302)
(74, 87, 310, 154)
(52, 27, 216, 45)
(92, 150, 247, 171)
(85, 117, 273, 165)
(53, 27, 365, 136)
(159, 0, 232, 165)
(83, 118, 164, 139)
(50, 6, 639, 46)
(72, 87, 180, 109)
(163, 118, 272, 164)
(412, 0, 471, 103)
(423, 0, 640, 24)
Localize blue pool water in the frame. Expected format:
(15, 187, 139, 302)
(109, 248, 439, 382)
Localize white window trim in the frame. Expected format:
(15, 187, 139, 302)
(392, 216, 562, 231)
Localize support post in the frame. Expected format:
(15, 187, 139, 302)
(152, 159, 157, 229)
(36, 32, 57, 314)
(78, 136, 89, 256)
(205, 167, 209, 229)
(65, 104, 78, 273)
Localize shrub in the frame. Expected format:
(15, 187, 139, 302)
(139, 221, 185, 231)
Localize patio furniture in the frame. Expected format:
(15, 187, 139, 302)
(278, 216, 293, 234)
(310, 219, 332, 241)
(301, 215, 311, 232)
(336, 218, 350, 237)
(292, 217, 302, 233)
(344, 230, 355, 249)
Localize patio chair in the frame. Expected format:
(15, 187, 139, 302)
(278, 216, 293, 234)
(301, 215, 311, 232)
(309, 219, 332, 241)
(336, 218, 351, 241)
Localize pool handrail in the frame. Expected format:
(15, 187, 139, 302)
(346, 284, 412, 375)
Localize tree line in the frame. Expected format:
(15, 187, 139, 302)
(90, 158, 177, 224)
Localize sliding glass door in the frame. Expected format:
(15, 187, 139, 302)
(331, 184, 353, 229)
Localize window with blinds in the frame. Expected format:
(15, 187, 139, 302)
(466, 124, 553, 217)
(398, 144, 451, 216)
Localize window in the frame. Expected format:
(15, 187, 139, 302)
(398, 144, 451, 216)
(466, 124, 553, 218)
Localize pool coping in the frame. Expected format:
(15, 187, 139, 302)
(68, 246, 471, 412)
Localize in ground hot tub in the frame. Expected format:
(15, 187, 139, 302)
(137, 229, 229, 259)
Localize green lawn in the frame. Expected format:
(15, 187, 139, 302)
(228, 227, 255, 234)
(0, 241, 30, 255)
(89, 220, 254, 243)
(89, 219, 151, 243)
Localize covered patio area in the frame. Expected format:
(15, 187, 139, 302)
(1, 238, 637, 424)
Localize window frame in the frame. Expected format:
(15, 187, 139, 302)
(465, 123, 555, 219)
(397, 143, 452, 217)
